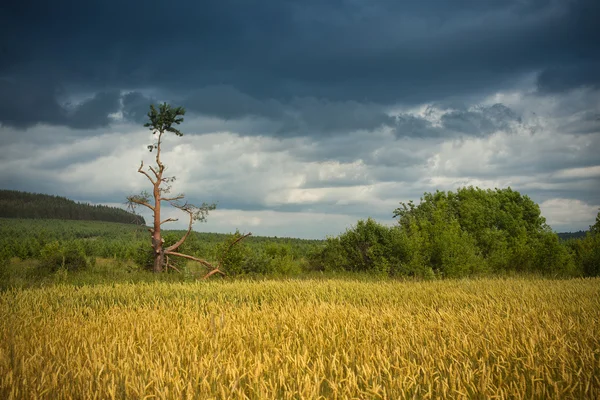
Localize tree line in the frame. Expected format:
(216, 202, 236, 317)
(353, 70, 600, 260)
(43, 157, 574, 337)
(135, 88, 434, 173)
(308, 187, 600, 278)
(0, 190, 145, 225)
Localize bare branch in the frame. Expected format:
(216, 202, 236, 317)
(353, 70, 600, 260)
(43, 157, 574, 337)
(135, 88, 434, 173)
(165, 207, 194, 252)
(137, 161, 156, 184)
(202, 269, 226, 280)
(168, 264, 181, 273)
(165, 255, 181, 273)
(160, 194, 185, 202)
(148, 165, 159, 178)
(160, 218, 178, 225)
(166, 251, 216, 269)
(127, 193, 155, 211)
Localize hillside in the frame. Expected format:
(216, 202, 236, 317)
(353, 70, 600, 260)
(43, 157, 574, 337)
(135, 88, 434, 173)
(0, 190, 145, 225)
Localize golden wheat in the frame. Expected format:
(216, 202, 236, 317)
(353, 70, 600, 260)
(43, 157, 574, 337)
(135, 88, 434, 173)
(1, 278, 599, 399)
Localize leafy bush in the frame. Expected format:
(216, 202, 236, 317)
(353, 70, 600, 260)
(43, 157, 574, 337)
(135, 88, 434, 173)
(213, 231, 251, 276)
(132, 242, 154, 271)
(393, 187, 578, 277)
(39, 241, 89, 273)
(566, 212, 600, 277)
(310, 218, 411, 276)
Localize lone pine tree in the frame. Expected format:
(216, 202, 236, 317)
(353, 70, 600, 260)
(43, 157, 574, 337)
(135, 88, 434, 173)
(127, 103, 243, 276)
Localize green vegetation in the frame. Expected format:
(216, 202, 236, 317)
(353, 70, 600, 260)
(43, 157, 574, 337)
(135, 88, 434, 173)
(0, 189, 144, 224)
(1, 186, 598, 289)
(0, 218, 322, 289)
(311, 187, 598, 279)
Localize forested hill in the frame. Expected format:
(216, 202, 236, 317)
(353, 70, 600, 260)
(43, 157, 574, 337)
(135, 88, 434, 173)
(557, 231, 587, 240)
(0, 190, 145, 225)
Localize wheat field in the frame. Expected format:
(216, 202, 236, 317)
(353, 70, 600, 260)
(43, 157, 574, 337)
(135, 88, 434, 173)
(1, 278, 599, 399)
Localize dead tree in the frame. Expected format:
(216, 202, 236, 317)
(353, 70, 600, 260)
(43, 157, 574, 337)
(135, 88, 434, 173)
(127, 103, 249, 277)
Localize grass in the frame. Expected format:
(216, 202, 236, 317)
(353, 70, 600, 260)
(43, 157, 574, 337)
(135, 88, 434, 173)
(1, 277, 599, 399)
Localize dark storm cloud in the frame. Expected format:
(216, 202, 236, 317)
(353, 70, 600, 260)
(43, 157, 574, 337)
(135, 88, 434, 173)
(0, 78, 65, 129)
(185, 86, 285, 121)
(184, 86, 395, 136)
(1, 0, 598, 130)
(280, 97, 395, 135)
(122, 92, 156, 124)
(536, 62, 600, 94)
(0, 78, 121, 130)
(67, 91, 121, 129)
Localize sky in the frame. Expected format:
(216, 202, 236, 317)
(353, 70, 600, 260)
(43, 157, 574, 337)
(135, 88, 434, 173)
(1, 0, 599, 239)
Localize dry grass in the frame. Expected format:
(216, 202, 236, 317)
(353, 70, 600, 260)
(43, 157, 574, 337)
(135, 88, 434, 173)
(1, 278, 599, 399)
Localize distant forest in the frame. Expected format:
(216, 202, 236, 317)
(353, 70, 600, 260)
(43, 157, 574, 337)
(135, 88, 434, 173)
(0, 190, 145, 225)
(557, 231, 587, 240)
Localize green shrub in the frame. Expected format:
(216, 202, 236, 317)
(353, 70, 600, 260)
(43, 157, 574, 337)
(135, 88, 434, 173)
(214, 231, 251, 276)
(567, 233, 600, 277)
(309, 218, 408, 276)
(132, 242, 154, 271)
(39, 241, 89, 273)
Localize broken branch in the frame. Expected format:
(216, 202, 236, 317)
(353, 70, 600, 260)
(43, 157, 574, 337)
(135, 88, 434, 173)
(166, 251, 216, 269)
(202, 269, 226, 280)
(137, 161, 156, 184)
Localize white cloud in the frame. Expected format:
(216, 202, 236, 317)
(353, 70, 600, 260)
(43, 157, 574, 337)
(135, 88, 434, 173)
(540, 199, 599, 232)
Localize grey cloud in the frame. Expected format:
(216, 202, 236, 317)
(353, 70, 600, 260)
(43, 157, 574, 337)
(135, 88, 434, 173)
(0, 79, 121, 130)
(440, 104, 522, 136)
(66, 91, 121, 129)
(523, 179, 600, 207)
(557, 111, 600, 135)
(0, 78, 65, 129)
(394, 114, 442, 138)
(365, 145, 429, 169)
(185, 86, 395, 137)
(280, 98, 395, 136)
(393, 103, 523, 138)
(185, 86, 284, 121)
(537, 62, 600, 94)
(122, 92, 156, 124)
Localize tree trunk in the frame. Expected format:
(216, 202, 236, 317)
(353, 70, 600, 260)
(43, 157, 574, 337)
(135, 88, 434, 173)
(152, 237, 164, 272)
(153, 251, 164, 272)
(152, 172, 163, 272)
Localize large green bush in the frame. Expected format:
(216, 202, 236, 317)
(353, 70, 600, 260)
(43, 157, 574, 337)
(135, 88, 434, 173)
(393, 187, 578, 276)
(313, 187, 585, 279)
